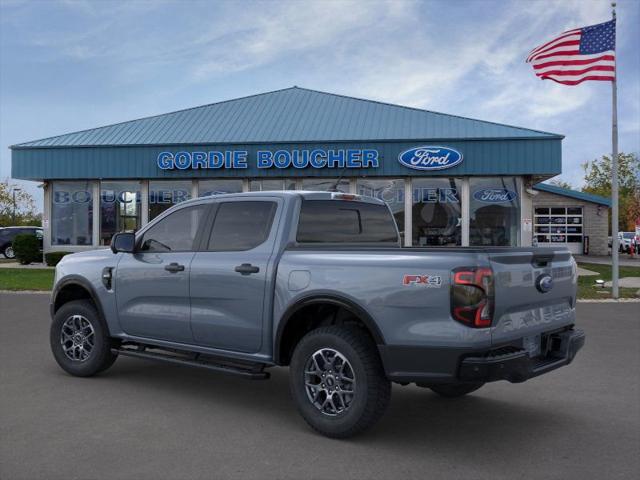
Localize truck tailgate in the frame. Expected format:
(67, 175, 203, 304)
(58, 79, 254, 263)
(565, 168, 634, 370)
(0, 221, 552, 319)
(488, 248, 577, 347)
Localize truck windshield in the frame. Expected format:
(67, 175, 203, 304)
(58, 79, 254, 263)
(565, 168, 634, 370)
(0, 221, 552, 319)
(297, 200, 398, 243)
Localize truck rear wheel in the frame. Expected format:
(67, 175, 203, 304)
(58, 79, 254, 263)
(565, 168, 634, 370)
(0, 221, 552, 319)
(429, 382, 484, 398)
(50, 300, 118, 377)
(289, 325, 391, 438)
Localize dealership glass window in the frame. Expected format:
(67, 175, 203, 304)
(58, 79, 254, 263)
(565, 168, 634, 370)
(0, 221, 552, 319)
(411, 178, 462, 246)
(469, 177, 520, 247)
(149, 180, 193, 220)
(249, 179, 296, 191)
(100, 181, 141, 245)
(51, 182, 93, 246)
(356, 179, 405, 241)
(301, 178, 349, 192)
(198, 179, 243, 197)
(534, 206, 583, 245)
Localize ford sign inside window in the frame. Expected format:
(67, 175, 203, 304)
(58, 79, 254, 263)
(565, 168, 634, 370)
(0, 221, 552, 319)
(398, 146, 463, 171)
(472, 188, 518, 203)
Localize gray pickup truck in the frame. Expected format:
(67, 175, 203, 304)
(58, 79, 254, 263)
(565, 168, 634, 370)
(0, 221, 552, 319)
(50, 191, 584, 437)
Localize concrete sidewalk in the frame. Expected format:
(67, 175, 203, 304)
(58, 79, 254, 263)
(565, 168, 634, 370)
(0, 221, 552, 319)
(0, 261, 53, 269)
(574, 254, 640, 267)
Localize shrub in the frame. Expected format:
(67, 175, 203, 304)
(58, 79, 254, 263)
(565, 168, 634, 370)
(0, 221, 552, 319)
(44, 251, 71, 266)
(12, 234, 41, 265)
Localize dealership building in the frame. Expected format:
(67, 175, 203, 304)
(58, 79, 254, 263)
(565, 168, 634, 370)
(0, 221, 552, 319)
(10, 87, 611, 254)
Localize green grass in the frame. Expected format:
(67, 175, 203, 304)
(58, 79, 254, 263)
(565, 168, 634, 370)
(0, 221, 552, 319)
(577, 263, 640, 299)
(0, 268, 55, 291)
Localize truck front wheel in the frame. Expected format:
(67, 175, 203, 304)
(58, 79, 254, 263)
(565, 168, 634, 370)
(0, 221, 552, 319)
(289, 325, 391, 438)
(50, 300, 118, 377)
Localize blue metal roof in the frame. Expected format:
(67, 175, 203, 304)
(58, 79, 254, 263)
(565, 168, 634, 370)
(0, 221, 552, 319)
(533, 183, 611, 206)
(12, 87, 561, 148)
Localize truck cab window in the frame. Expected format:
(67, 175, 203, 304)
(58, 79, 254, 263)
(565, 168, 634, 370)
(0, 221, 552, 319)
(207, 201, 277, 251)
(139, 205, 207, 252)
(297, 200, 399, 243)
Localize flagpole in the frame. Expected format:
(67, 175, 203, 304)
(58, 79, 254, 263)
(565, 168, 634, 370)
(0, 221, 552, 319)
(611, 1, 619, 298)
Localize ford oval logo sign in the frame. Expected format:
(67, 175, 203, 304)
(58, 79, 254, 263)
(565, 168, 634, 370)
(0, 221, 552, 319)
(398, 146, 463, 171)
(536, 274, 554, 293)
(473, 188, 518, 203)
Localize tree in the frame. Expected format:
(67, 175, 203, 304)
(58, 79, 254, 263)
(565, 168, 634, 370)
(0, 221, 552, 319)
(582, 152, 640, 232)
(547, 177, 573, 190)
(0, 180, 41, 227)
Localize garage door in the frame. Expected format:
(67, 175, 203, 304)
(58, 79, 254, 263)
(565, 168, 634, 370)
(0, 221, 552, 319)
(534, 207, 583, 254)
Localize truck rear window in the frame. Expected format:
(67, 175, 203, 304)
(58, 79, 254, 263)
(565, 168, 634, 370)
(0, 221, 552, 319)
(297, 200, 398, 243)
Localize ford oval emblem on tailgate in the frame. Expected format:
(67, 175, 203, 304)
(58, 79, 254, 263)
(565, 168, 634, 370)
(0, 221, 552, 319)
(398, 146, 463, 171)
(536, 274, 554, 293)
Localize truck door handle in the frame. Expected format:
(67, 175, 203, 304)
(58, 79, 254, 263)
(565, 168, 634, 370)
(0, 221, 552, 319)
(235, 263, 260, 275)
(164, 262, 185, 273)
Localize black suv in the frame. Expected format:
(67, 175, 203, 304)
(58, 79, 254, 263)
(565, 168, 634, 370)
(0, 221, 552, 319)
(0, 227, 43, 259)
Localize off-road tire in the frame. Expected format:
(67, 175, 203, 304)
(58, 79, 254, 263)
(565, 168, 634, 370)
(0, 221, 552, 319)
(289, 325, 391, 438)
(429, 382, 484, 398)
(50, 300, 118, 377)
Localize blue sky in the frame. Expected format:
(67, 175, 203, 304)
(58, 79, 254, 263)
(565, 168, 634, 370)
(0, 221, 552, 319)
(1, 0, 638, 210)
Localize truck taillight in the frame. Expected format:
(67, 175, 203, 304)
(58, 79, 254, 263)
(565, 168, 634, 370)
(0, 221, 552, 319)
(450, 267, 494, 328)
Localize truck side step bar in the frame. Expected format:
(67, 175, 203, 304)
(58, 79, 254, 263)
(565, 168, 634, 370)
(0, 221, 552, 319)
(111, 345, 270, 380)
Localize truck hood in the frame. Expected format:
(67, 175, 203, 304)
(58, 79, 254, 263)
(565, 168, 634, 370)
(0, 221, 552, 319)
(55, 248, 117, 283)
(58, 248, 114, 265)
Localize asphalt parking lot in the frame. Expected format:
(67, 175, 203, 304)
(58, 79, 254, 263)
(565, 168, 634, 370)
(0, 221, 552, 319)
(1, 294, 638, 480)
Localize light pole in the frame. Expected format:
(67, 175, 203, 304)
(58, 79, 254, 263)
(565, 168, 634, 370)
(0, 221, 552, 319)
(12, 187, 22, 224)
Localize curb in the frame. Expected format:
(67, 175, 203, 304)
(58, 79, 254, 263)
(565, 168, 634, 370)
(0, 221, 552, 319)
(0, 290, 51, 295)
(577, 298, 640, 303)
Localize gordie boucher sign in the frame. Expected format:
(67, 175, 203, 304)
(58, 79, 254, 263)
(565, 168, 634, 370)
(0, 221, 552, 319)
(157, 149, 379, 170)
(156, 145, 464, 171)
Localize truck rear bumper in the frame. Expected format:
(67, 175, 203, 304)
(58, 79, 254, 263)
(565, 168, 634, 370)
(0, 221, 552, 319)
(458, 328, 585, 383)
(379, 328, 585, 384)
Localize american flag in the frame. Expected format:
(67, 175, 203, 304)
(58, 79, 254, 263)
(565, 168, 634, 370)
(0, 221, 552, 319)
(526, 19, 616, 85)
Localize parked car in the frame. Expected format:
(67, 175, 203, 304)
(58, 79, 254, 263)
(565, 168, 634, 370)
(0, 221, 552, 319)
(49, 191, 584, 438)
(619, 232, 636, 252)
(0, 226, 43, 259)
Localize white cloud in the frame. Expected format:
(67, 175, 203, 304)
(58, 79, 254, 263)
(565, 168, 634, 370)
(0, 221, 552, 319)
(190, 1, 404, 79)
(2, 0, 637, 198)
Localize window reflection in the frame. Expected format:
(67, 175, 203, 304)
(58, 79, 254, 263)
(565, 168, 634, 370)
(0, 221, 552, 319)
(198, 179, 243, 197)
(356, 179, 405, 241)
(412, 178, 462, 246)
(51, 182, 93, 245)
(469, 177, 519, 247)
(100, 181, 141, 245)
(149, 180, 192, 220)
(249, 179, 296, 191)
(301, 178, 349, 192)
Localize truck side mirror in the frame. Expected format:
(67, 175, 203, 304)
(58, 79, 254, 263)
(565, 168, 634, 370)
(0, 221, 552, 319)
(111, 232, 136, 254)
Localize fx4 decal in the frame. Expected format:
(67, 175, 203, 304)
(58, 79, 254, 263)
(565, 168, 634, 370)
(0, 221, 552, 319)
(402, 274, 442, 287)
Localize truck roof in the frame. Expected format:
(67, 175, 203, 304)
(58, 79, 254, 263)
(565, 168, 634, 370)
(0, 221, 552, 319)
(181, 190, 386, 206)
